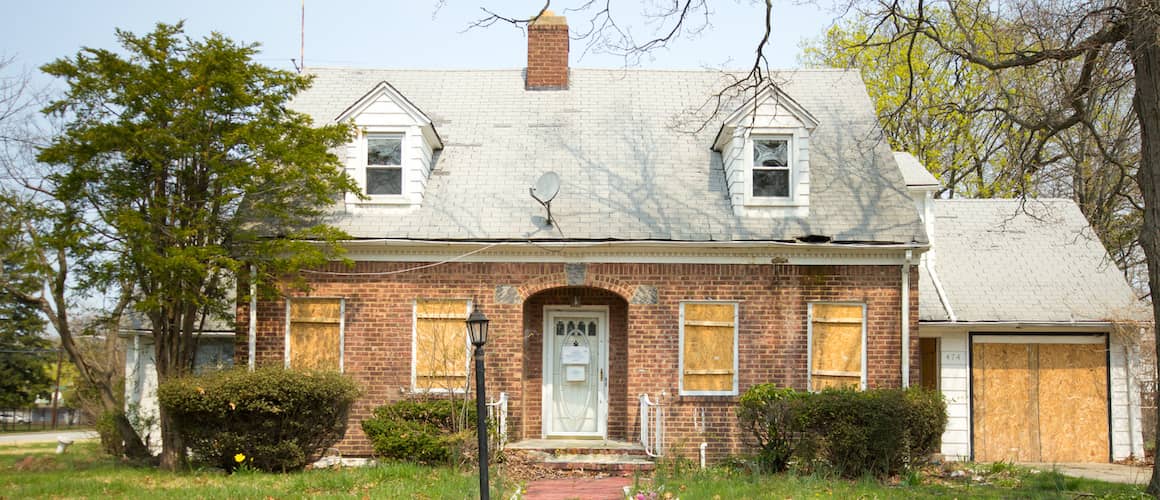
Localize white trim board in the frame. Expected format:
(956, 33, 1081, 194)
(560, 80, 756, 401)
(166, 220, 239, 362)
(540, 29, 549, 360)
(971, 334, 1106, 344)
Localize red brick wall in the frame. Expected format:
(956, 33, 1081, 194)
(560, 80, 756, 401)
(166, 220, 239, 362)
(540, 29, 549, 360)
(237, 261, 920, 461)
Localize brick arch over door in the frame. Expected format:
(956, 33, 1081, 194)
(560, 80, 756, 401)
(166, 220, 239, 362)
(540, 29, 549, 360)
(518, 271, 635, 302)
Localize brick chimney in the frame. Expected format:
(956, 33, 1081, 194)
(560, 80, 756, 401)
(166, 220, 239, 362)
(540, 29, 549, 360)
(526, 10, 569, 90)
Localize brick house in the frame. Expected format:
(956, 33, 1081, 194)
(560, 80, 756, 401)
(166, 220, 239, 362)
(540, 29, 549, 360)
(232, 12, 1146, 465)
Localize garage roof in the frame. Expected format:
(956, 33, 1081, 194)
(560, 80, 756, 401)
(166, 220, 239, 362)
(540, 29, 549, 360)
(919, 198, 1148, 324)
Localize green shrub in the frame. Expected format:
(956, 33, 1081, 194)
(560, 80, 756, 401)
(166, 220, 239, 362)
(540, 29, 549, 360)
(736, 385, 947, 479)
(736, 384, 807, 473)
(157, 367, 361, 472)
(94, 411, 124, 458)
(362, 399, 478, 466)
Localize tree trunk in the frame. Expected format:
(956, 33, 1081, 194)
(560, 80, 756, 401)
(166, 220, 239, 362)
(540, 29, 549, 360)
(48, 307, 149, 459)
(113, 413, 150, 459)
(158, 406, 186, 471)
(1126, 1, 1160, 495)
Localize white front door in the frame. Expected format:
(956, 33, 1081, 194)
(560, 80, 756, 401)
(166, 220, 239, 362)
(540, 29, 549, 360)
(543, 308, 608, 438)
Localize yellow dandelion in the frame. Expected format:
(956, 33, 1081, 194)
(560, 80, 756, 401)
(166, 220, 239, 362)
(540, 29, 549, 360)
(234, 453, 246, 463)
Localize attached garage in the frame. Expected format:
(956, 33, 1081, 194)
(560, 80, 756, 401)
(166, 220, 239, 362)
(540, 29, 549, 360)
(971, 335, 1109, 463)
(907, 196, 1149, 462)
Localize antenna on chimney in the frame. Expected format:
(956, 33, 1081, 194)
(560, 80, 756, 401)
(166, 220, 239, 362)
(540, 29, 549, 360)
(299, 0, 306, 72)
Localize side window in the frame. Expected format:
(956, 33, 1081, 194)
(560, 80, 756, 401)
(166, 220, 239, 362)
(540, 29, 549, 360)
(286, 298, 344, 371)
(752, 137, 791, 198)
(366, 134, 402, 195)
(679, 302, 738, 396)
(414, 299, 471, 392)
(809, 303, 866, 391)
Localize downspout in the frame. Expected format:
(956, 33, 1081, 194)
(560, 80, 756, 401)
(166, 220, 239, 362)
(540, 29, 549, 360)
(248, 264, 257, 371)
(902, 249, 912, 388)
(1125, 343, 1136, 457)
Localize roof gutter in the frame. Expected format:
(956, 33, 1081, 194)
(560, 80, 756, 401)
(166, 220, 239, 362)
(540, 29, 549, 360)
(336, 238, 931, 251)
(918, 320, 1118, 330)
(923, 246, 957, 322)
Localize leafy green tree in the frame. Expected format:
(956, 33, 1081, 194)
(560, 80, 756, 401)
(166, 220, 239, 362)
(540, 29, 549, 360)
(35, 22, 357, 469)
(800, 9, 1143, 289)
(0, 260, 52, 409)
(801, 10, 1027, 198)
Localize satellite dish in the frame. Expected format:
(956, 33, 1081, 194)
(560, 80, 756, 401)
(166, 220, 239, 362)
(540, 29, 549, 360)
(530, 172, 561, 226)
(532, 172, 560, 202)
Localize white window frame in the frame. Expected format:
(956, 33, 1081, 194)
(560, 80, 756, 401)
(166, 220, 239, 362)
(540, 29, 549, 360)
(363, 131, 406, 200)
(283, 297, 346, 373)
(748, 134, 794, 201)
(806, 302, 868, 391)
(678, 300, 740, 396)
(411, 298, 473, 394)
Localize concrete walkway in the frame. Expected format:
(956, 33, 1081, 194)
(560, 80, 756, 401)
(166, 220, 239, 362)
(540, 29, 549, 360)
(1023, 462, 1154, 485)
(0, 430, 98, 446)
(523, 477, 633, 500)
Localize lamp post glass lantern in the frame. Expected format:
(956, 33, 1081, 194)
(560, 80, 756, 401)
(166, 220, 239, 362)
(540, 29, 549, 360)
(467, 307, 489, 346)
(466, 306, 490, 500)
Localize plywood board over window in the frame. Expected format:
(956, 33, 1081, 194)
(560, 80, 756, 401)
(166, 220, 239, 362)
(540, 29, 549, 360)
(809, 303, 866, 391)
(972, 337, 1109, 462)
(285, 298, 344, 371)
(680, 302, 738, 396)
(414, 299, 471, 392)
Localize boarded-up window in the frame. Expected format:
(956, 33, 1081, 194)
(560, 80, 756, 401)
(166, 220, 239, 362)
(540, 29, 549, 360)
(809, 303, 865, 391)
(680, 302, 738, 395)
(286, 298, 343, 371)
(414, 299, 470, 392)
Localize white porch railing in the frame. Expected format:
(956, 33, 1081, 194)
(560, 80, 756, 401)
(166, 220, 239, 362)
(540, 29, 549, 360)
(486, 392, 508, 450)
(639, 393, 664, 457)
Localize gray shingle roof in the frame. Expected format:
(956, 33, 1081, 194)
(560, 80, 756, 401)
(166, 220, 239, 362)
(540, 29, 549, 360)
(893, 152, 939, 188)
(919, 199, 1147, 323)
(295, 67, 925, 243)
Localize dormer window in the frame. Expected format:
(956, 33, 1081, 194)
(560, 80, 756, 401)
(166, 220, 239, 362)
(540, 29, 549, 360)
(712, 85, 817, 216)
(753, 137, 791, 198)
(335, 81, 443, 209)
(367, 134, 403, 196)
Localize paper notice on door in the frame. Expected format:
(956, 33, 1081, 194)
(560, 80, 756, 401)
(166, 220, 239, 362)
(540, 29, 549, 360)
(565, 365, 586, 382)
(561, 345, 590, 365)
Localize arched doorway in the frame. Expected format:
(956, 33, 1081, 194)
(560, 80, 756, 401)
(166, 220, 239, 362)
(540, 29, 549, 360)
(520, 287, 629, 441)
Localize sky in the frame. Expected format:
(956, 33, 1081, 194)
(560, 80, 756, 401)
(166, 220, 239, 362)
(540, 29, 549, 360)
(1, 1, 840, 84)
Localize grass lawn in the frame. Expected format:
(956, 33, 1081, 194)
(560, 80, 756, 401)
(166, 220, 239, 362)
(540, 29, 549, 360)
(0, 442, 1150, 499)
(639, 460, 1151, 499)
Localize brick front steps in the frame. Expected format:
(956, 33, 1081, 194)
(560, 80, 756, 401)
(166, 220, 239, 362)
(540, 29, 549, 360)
(506, 439, 655, 476)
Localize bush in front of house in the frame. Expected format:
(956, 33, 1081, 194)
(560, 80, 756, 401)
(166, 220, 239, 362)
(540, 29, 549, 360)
(361, 399, 478, 466)
(157, 367, 361, 472)
(737, 384, 947, 478)
(736, 384, 808, 473)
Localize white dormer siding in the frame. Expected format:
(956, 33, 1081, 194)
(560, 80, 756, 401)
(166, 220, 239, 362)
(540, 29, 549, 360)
(714, 86, 817, 218)
(335, 82, 442, 209)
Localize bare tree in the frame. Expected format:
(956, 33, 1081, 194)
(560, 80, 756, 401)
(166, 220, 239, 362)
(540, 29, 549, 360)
(0, 55, 149, 458)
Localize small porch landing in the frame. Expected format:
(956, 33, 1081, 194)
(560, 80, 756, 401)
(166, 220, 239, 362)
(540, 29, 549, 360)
(506, 439, 654, 476)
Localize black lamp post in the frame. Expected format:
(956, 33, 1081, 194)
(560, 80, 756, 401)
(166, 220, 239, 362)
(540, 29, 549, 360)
(466, 306, 490, 500)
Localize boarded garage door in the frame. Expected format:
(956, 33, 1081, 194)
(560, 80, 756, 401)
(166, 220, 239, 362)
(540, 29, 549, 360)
(972, 335, 1108, 463)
